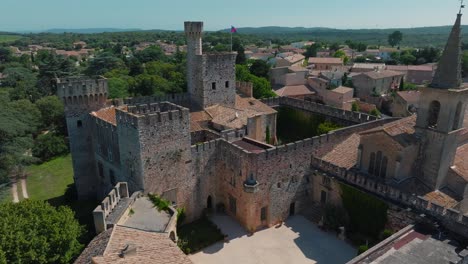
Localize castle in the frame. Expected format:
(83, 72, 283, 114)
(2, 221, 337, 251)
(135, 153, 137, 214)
(59, 15, 468, 233)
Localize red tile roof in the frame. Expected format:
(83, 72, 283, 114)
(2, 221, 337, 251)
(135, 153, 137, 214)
(274, 85, 315, 97)
(451, 143, 468, 181)
(308, 57, 343, 64)
(321, 133, 361, 169)
(360, 115, 417, 147)
(396, 91, 421, 104)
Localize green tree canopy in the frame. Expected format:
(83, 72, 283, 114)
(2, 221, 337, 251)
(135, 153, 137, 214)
(35, 96, 65, 131)
(236, 65, 275, 99)
(249, 60, 270, 78)
(134, 45, 167, 63)
(86, 52, 125, 76)
(388, 31, 403, 47)
(108, 77, 130, 99)
(0, 200, 84, 264)
(32, 132, 68, 161)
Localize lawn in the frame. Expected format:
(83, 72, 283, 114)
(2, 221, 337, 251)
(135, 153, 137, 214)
(26, 154, 74, 202)
(177, 216, 225, 254)
(0, 34, 23, 43)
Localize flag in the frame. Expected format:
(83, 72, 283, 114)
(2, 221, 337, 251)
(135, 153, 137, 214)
(230, 26, 237, 33)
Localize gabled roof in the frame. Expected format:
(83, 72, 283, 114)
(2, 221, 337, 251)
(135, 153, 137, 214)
(274, 85, 315, 97)
(360, 115, 417, 147)
(359, 70, 405, 80)
(430, 14, 463, 89)
(308, 57, 343, 64)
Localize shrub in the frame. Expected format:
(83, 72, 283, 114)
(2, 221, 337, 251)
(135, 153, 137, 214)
(381, 229, 393, 240)
(369, 109, 381, 117)
(323, 205, 349, 232)
(351, 102, 360, 112)
(358, 245, 369, 255)
(176, 207, 186, 228)
(148, 194, 170, 212)
(32, 133, 68, 161)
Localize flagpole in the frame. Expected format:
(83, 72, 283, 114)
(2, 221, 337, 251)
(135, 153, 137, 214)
(230, 30, 233, 52)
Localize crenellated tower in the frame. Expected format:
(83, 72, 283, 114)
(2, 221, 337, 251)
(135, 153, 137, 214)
(57, 76, 108, 199)
(415, 13, 468, 190)
(184, 21, 237, 110)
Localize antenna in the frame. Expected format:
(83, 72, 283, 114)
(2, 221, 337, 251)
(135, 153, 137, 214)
(460, 0, 465, 14)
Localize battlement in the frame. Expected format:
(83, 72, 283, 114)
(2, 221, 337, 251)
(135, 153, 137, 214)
(236, 81, 253, 97)
(184, 21, 203, 36)
(261, 97, 379, 124)
(116, 102, 190, 129)
(57, 76, 108, 98)
(311, 157, 468, 239)
(199, 52, 237, 61)
(123, 93, 189, 107)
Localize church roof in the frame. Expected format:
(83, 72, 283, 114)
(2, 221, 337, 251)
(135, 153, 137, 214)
(360, 115, 417, 147)
(430, 14, 463, 89)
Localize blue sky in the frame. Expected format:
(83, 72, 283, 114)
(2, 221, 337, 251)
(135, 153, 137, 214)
(1, 0, 463, 31)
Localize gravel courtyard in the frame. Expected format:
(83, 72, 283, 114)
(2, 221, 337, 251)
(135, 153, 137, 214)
(189, 214, 356, 264)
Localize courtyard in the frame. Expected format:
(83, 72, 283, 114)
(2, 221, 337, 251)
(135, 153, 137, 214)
(189, 214, 356, 264)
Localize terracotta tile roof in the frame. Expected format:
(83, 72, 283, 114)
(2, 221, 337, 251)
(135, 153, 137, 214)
(74, 228, 113, 264)
(362, 70, 405, 79)
(361, 115, 417, 147)
(331, 86, 353, 94)
(451, 143, 468, 181)
(205, 95, 276, 130)
(396, 91, 421, 104)
(190, 110, 212, 132)
(274, 85, 315, 97)
(352, 63, 386, 69)
(423, 190, 458, 208)
(232, 138, 272, 153)
(321, 133, 361, 169)
(91, 225, 192, 264)
(308, 57, 343, 64)
(91, 106, 128, 125)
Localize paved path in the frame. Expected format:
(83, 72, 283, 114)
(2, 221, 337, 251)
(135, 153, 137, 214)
(20, 179, 28, 199)
(11, 182, 19, 203)
(190, 215, 356, 264)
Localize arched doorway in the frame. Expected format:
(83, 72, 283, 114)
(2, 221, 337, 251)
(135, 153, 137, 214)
(207, 195, 213, 209)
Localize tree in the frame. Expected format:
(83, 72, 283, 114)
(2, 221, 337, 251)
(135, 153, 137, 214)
(36, 51, 77, 96)
(32, 133, 68, 161)
(351, 102, 360, 112)
(388, 31, 403, 47)
(0, 47, 12, 63)
(127, 57, 144, 76)
(400, 53, 416, 65)
(108, 77, 130, 99)
(249, 60, 270, 78)
(304, 43, 321, 58)
(35, 96, 65, 131)
(235, 65, 276, 99)
(462, 51, 468, 77)
(329, 43, 340, 52)
(134, 45, 166, 63)
(0, 200, 84, 263)
(333, 50, 349, 64)
(86, 52, 125, 76)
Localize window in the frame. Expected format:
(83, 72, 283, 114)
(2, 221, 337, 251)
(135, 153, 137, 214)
(453, 102, 463, 130)
(375, 151, 382, 177)
(427, 100, 441, 128)
(277, 182, 281, 188)
(369, 152, 376, 175)
(212, 82, 216, 90)
(261, 207, 267, 221)
(77, 120, 83, 128)
(225, 81, 229, 88)
(98, 162, 104, 178)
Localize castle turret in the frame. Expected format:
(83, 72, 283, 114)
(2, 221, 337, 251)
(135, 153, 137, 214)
(415, 13, 468, 189)
(184, 21, 237, 110)
(57, 76, 108, 199)
(185, 22, 203, 99)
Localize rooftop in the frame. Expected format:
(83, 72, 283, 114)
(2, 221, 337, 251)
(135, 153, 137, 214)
(331, 86, 354, 94)
(321, 133, 360, 169)
(423, 190, 458, 208)
(232, 138, 274, 153)
(451, 143, 468, 181)
(360, 115, 417, 147)
(347, 225, 466, 264)
(396, 91, 421, 104)
(360, 70, 405, 80)
(274, 85, 315, 97)
(308, 57, 343, 64)
(89, 225, 192, 264)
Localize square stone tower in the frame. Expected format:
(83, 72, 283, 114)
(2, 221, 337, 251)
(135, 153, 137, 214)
(185, 21, 237, 110)
(57, 76, 108, 199)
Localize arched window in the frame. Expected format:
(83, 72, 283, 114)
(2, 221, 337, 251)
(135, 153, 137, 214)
(453, 102, 463, 131)
(369, 152, 376, 175)
(380, 157, 388, 178)
(427, 100, 441, 128)
(375, 151, 382, 177)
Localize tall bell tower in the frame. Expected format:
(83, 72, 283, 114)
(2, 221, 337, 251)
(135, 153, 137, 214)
(415, 12, 468, 189)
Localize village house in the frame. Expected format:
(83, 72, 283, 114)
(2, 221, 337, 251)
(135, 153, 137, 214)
(386, 64, 435, 84)
(308, 57, 343, 70)
(351, 70, 404, 105)
(351, 63, 386, 73)
(391, 90, 421, 117)
(274, 54, 305, 67)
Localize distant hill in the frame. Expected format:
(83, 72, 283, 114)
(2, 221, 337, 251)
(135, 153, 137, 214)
(221, 25, 468, 47)
(44, 28, 143, 34)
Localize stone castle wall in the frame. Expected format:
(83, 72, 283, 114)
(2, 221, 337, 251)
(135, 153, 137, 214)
(310, 157, 468, 239)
